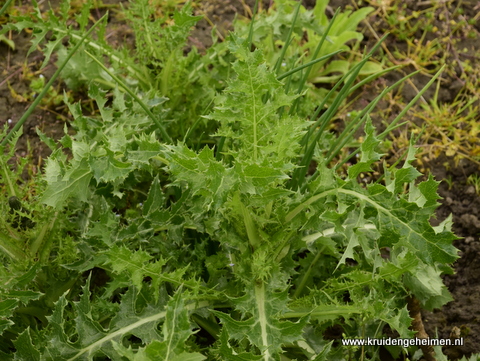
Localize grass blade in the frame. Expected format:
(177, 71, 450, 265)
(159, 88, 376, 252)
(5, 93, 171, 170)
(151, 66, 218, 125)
(0, 0, 14, 17)
(289, 35, 389, 190)
(379, 65, 446, 139)
(274, 1, 302, 74)
(276, 50, 343, 81)
(247, 0, 259, 50)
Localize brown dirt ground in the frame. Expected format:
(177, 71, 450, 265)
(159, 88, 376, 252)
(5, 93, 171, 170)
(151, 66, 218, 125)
(1, 0, 479, 360)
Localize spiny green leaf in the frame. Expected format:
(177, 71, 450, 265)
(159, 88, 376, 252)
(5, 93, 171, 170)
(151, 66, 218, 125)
(43, 279, 181, 360)
(41, 159, 92, 208)
(89, 149, 132, 183)
(162, 144, 237, 210)
(127, 133, 163, 166)
(105, 246, 166, 292)
(379, 305, 414, 339)
(13, 328, 40, 361)
(209, 38, 305, 165)
(347, 117, 382, 179)
(143, 176, 165, 215)
(310, 341, 333, 361)
(218, 329, 263, 361)
(0, 300, 17, 334)
(403, 264, 454, 311)
(215, 283, 308, 361)
(152, 291, 205, 360)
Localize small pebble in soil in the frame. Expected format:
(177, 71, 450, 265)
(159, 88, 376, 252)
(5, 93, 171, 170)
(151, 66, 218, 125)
(466, 186, 476, 195)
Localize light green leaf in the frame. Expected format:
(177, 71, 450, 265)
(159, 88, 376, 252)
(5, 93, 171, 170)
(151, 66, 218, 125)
(218, 329, 263, 361)
(41, 159, 92, 208)
(215, 283, 308, 361)
(210, 39, 305, 165)
(143, 176, 165, 215)
(404, 264, 454, 311)
(89, 149, 132, 183)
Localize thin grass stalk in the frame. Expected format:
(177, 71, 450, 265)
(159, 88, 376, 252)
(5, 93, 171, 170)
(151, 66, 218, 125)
(333, 121, 408, 175)
(0, 0, 14, 17)
(183, 98, 215, 143)
(306, 34, 390, 144)
(293, 246, 325, 299)
(0, 13, 109, 147)
(379, 65, 446, 139)
(289, 75, 353, 189)
(247, 0, 259, 50)
(289, 35, 389, 190)
(84, 50, 173, 143)
(51, 31, 149, 87)
(326, 71, 421, 163)
(304, 70, 422, 188)
(289, 9, 340, 114)
(295, 8, 340, 91)
(274, 1, 302, 74)
(348, 65, 402, 94)
(276, 50, 343, 81)
(309, 68, 438, 188)
(215, 136, 226, 161)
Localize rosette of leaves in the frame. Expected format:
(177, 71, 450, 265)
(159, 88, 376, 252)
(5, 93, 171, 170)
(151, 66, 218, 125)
(153, 38, 458, 359)
(2, 34, 458, 361)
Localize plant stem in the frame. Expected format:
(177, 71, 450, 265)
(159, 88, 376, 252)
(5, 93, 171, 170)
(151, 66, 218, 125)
(0, 158, 16, 196)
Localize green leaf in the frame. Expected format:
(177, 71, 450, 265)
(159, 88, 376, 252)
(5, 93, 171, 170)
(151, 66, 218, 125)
(210, 38, 305, 165)
(0, 34, 15, 50)
(404, 264, 454, 311)
(218, 329, 263, 361)
(13, 328, 40, 361)
(42, 278, 196, 360)
(41, 141, 93, 208)
(41, 160, 92, 208)
(0, 299, 17, 334)
(163, 144, 236, 211)
(347, 117, 382, 179)
(89, 149, 132, 183)
(214, 283, 308, 361)
(128, 133, 163, 166)
(104, 246, 166, 293)
(143, 176, 165, 215)
(146, 291, 205, 360)
(311, 341, 333, 361)
(378, 305, 414, 339)
(3, 291, 42, 304)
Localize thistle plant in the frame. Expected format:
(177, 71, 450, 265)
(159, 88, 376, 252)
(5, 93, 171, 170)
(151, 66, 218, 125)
(0, 1, 458, 360)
